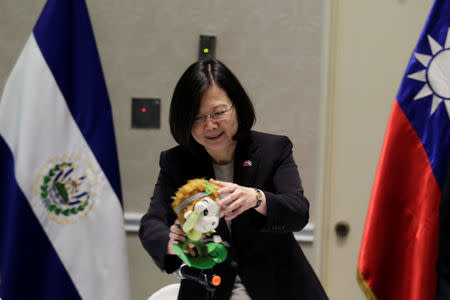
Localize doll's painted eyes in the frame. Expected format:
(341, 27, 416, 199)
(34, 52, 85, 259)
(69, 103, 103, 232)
(203, 209, 209, 216)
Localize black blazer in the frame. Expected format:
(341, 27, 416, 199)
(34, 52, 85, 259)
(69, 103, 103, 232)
(139, 131, 328, 300)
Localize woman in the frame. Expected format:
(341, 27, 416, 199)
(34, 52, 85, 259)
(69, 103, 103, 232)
(139, 59, 328, 300)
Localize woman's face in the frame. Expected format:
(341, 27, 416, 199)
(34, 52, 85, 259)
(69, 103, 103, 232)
(191, 85, 238, 160)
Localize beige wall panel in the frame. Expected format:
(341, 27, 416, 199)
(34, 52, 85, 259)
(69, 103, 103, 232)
(323, 0, 434, 299)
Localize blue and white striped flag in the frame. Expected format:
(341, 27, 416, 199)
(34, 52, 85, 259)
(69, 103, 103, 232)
(0, 0, 130, 299)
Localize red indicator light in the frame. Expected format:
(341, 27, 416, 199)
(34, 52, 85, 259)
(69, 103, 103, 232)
(211, 275, 221, 286)
(141, 108, 147, 113)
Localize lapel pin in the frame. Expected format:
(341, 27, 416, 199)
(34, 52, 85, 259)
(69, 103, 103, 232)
(243, 160, 252, 167)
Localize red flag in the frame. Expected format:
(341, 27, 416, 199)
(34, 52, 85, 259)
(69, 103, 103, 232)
(357, 1, 450, 299)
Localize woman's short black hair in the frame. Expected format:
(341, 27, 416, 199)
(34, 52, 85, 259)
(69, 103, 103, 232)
(169, 59, 256, 152)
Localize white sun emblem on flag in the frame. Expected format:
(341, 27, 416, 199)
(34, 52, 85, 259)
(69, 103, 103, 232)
(407, 27, 450, 118)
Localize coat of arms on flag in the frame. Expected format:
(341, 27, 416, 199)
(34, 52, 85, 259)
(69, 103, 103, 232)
(34, 155, 98, 223)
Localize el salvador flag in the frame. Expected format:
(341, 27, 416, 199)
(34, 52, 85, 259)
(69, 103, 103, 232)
(0, 0, 130, 299)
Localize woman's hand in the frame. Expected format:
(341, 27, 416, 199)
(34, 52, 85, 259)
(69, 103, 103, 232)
(210, 179, 266, 220)
(167, 219, 193, 254)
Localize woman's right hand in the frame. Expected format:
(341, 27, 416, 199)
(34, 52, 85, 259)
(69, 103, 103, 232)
(167, 219, 187, 255)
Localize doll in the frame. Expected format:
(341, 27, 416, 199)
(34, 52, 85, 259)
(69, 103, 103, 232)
(171, 179, 228, 269)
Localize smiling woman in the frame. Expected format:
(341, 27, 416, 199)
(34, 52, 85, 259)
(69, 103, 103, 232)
(191, 86, 238, 164)
(168, 60, 256, 159)
(139, 59, 328, 300)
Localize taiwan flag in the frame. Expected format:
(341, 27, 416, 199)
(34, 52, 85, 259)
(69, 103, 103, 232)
(0, 0, 130, 299)
(357, 0, 450, 299)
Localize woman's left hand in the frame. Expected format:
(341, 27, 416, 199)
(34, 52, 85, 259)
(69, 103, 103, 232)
(210, 179, 265, 220)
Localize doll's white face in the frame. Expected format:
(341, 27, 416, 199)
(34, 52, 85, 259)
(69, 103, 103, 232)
(192, 197, 220, 233)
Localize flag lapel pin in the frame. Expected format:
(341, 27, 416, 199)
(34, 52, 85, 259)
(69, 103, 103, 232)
(242, 160, 252, 167)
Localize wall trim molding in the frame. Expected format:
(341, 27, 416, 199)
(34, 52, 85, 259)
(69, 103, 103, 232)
(124, 212, 144, 232)
(124, 212, 314, 243)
